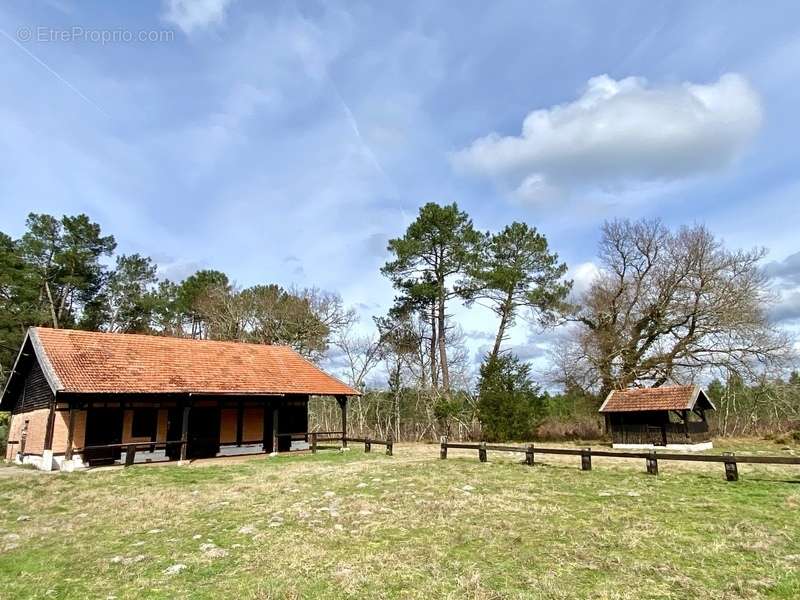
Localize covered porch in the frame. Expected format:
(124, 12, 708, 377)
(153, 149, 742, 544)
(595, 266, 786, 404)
(56, 393, 352, 469)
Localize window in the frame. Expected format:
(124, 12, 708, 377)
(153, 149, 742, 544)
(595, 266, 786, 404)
(131, 409, 157, 439)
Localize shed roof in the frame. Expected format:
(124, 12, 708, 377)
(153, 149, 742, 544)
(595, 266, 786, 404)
(598, 385, 715, 413)
(0, 327, 359, 406)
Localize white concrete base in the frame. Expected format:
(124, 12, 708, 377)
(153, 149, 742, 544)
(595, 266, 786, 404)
(56, 455, 86, 472)
(612, 441, 713, 452)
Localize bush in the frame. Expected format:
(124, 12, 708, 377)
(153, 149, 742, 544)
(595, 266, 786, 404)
(477, 354, 545, 442)
(535, 416, 604, 441)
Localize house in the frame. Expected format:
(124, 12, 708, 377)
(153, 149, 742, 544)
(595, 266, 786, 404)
(1, 327, 359, 471)
(599, 385, 716, 451)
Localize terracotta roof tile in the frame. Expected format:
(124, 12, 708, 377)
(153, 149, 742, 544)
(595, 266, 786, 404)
(29, 327, 359, 396)
(599, 385, 710, 413)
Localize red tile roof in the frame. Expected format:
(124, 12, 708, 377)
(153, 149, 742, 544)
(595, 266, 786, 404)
(25, 327, 359, 396)
(599, 385, 714, 413)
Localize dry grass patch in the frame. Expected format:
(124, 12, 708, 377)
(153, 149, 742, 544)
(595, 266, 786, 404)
(0, 443, 798, 599)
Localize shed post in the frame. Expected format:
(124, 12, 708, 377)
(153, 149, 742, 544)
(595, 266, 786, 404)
(236, 399, 244, 447)
(311, 432, 317, 454)
(723, 452, 739, 482)
(336, 395, 348, 448)
(479, 441, 487, 463)
(272, 405, 279, 454)
(64, 407, 77, 461)
(440, 436, 448, 460)
(179, 404, 191, 462)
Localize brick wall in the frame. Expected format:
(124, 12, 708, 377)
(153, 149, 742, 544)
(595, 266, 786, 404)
(5, 408, 51, 458)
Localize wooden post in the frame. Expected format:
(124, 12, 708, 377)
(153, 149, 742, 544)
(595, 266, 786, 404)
(386, 436, 393, 457)
(311, 432, 317, 454)
(581, 447, 592, 471)
(724, 452, 739, 482)
(337, 396, 348, 448)
(525, 444, 534, 466)
(365, 437, 371, 453)
(440, 436, 448, 460)
(64, 408, 77, 461)
(479, 441, 487, 463)
(124, 445, 137, 467)
(272, 406, 279, 454)
(236, 400, 244, 447)
(179, 404, 190, 462)
(646, 451, 658, 475)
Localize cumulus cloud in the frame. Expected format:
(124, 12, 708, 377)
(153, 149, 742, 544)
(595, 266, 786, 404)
(765, 251, 800, 323)
(454, 73, 762, 201)
(569, 261, 601, 299)
(162, 0, 234, 34)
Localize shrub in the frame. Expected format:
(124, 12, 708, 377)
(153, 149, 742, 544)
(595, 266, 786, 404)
(477, 353, 545, 442)
(535, 416, 604, 441)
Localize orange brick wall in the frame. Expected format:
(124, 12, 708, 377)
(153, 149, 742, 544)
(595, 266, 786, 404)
(49, 410, 87, 454)
(220, 409, 237, 444)
(5, 408, 51, 458)
(242, 407, 264, 442)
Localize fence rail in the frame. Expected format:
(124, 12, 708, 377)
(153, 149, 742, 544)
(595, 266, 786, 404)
(439, 438, 800, 481)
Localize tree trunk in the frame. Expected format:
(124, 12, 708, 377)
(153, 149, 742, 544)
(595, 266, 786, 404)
(44, 281, 59, 329)
(489, 290, 514, 362)
(429, 302, 438, 390)
(437, 284, 450, 394)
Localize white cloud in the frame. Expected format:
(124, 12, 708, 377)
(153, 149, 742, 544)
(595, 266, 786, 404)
(454, 73, 762, 201)
(162, 0, 234, 34)
(570, 261, 601, 299)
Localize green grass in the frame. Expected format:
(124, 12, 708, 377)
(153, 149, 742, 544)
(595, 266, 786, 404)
(0, 443, 798, 599)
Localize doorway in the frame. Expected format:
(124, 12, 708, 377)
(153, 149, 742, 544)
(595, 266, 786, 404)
(84, 408, 123, 465)
(165, 407, 220, 460)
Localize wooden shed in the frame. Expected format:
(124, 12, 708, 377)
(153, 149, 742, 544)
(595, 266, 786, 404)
(1, 327, 359, 470)
(599, 385, 716, 451)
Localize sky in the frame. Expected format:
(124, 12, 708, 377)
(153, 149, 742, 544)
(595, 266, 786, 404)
(1, 1, 800, 382)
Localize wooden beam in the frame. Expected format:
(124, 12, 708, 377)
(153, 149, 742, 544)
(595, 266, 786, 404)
(64, 407, 77, 461)
(179, 404, 190, 462)
(236, 399, 244, 447)
(272, 405, 279, 453)
(336, 395, 348, 448)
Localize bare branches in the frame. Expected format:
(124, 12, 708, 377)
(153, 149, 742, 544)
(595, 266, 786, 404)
(566, 218, 794, 395)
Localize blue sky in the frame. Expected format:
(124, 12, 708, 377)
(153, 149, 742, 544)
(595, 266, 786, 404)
(2, 1, 800, 377)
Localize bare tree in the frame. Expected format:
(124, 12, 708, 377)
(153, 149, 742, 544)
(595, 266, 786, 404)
(566, 219, 792, 396)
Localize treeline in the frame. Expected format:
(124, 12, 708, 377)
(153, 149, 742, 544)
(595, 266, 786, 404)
(0, 213, 356, 384)
(2, 206, 798, 444)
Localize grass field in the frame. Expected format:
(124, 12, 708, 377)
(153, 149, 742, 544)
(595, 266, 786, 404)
(1, 441, 799, 599)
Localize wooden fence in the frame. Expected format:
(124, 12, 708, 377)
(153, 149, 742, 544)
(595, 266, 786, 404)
(309, 431, 394, 456)
(439, 438, 800, 482)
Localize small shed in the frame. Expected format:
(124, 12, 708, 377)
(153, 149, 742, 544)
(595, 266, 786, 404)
(599, 385, 716, 451)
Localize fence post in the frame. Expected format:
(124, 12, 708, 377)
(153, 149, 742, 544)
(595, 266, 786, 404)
(365, 438, 371, 453)
(311, 432, 317, 454)
(386, 436, 393, 457)
(724, 452, 739, 482)
(124, 445, 137, 468)
(440, 436, 448, 460)
(581, 447, 592, 471)
(646, 451, 658, 475)
(479, 441, 487, 463)
(525, 444, 534, 466)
